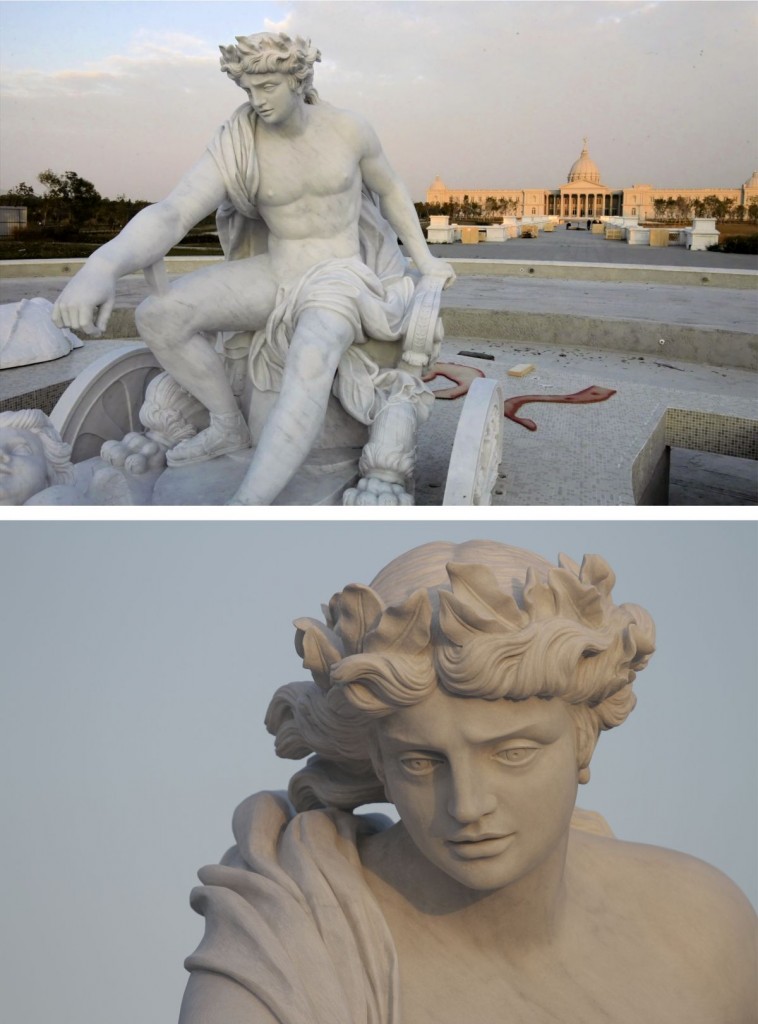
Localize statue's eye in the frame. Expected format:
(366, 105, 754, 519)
(400, 755, 442, 776)
(494, 746, 538, 766)
(12, 443, 33, 455)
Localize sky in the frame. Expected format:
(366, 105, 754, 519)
(1, 520, 756, 1023)
(0, 0, 756, 204)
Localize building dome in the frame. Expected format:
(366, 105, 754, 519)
(744, 171, 758, 189)
(567, 141, 601, 185)
(428, 175, 447, 192)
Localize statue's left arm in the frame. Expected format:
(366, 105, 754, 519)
(355, 117, 456, 288)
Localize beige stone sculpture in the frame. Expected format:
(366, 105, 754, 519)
(179, 540, 757, 1024)
(51, 32, 454, 505)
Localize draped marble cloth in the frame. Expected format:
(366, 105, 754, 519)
(185, 791, 401, 1024)
(206, 104, 432, 425)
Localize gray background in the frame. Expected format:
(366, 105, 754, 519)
(1, 520, 756, 1023)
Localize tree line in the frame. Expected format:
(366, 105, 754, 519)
(651, 195, 758, 224)
(414, 196, 520, 224)
(0, 169, 152, 235)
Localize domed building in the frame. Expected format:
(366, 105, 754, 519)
(567, 141, 602, 185)
(551, 141, 620, 218)
(425, 142, 758, 222)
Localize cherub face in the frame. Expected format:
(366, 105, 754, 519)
(0, 428, 47, 505)
(373, 689, 580, 892)
(237, 71, 302, 125)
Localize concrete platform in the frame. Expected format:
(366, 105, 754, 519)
(415, 336, 756, 506)
(1, 253, 755, 506)
(422, 225, 758, 273)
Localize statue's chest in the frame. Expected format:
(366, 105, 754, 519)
(398, 941, 718, 1024)
(255, 129, 359, 207)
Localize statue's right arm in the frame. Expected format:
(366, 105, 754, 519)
(52, 152, 228, 334)
(179, 970, 281, 1024)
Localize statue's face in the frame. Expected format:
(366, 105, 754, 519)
(374, 688, 579, 892)
(0, 428, 47, 505)
(237, 71, 302, 124)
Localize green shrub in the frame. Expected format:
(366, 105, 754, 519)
(707, 234, 758, 255)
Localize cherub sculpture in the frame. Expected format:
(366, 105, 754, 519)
(52, 32, 454, 505)
(179, 540, 756, 1023)
(0, 409, 77, 505)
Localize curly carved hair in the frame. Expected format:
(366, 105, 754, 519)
(219, 32, 321, 104)
(266, 541, 656, 811)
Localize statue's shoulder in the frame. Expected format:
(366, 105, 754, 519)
(577, 828, 753, 921)
(573, 830, 756, 1009)
(313, 102, 375, 143)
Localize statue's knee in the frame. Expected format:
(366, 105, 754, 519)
(135, 295, 163, 340)
(289, 315, 353, 381)
(135, 294, 190, 347)
(289, 337, 338, 382)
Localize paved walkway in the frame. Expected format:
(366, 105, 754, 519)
(420, 225, 758, 270)
(442, 276, 758, 333)
(416, 334, 757, 506)
(2, 247, 755, 506)
(3, 265, 755, 336)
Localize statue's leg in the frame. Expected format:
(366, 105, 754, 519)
(228, 307, 355, 505)
(343, 400, 418, 505)
(134, 256, 278, 465)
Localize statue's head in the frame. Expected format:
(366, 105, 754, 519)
(219, 32, 321, 104)
(268, 540, 655, 817)
(0, 409, 74, 505)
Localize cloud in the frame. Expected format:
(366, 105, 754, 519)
(262, 14, 294, 34)
(1, 2, 755, 201)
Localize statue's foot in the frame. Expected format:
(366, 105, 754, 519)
(101, 432, 167, 475)
(165, 412, 250, 468)
(343, 476, 413, 506)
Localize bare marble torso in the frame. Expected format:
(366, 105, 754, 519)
(254, 103, 366, 284)
(361, 826, 754, 1024)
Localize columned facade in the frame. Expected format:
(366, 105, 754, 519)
(426, 144, 756, 221)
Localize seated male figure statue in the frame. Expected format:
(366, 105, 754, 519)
(179, 541, 756, 1024)
(52, 33, 454, 505)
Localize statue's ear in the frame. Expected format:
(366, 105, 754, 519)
(571, 705, 600, 784)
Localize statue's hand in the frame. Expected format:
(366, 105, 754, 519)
(52, 266, 116, 335)
(416, 256, 456, 290)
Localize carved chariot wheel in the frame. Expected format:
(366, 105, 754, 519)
(442, 377, 504, 506)
(49, 343, 162, 462)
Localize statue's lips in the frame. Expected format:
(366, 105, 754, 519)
(445, 833, 515, 859)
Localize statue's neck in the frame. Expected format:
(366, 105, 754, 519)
(363, 821, 572, 952)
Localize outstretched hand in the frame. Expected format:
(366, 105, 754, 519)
(52, 267, 116, 335)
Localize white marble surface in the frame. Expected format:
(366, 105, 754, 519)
(50, 31, 454, 506)
(0, 297, 82, 369)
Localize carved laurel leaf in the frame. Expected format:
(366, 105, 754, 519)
(579, 554, 616, 597)
(363, 589, 432, 655)
(548, 568, 605, 628)
(521, 567, 558, 619)
(557, 552, 581, 576)
(292, 618, 344, 690)
(446, 562, 529, 630)
(438, 592, 508, 646)
(332, 584, 384, 655)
